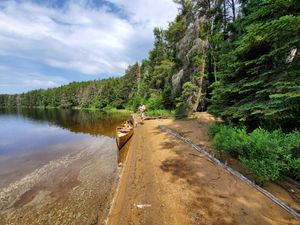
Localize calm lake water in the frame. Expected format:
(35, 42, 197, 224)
(0, 108, 130, 225)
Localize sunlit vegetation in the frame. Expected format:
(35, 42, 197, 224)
(209, 124, 300, 183)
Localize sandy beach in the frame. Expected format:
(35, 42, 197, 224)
(106, 113, 300, 225)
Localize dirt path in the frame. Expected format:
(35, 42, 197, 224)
(106, 113, 299, 225)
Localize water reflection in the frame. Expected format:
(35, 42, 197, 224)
(0, 108, 130, 189)
(0, 107, 130, 138)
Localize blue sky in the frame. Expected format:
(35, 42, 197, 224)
(0, 0, 178, 94)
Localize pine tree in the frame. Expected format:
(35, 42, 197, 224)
(209, 0, 300, 130)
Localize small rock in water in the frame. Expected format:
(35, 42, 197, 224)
(136, 204, 151, 209)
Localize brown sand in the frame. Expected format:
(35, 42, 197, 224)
(106, 113, 300, 225)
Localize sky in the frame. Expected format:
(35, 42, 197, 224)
(0, 0, 178, 94)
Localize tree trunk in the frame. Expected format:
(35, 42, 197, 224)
(136, 63, 141, 95)
(193, 37, 208, 112)
(223, 0, 227, 38)
(214, 60, 217, 82)
(231, 0, 236, 21)
(193, 76, 204, 112)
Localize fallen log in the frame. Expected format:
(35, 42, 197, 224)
(144, 116, 168, 120)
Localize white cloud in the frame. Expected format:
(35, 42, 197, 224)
(0, 0, 178, 78)
(23, 75, 65, 87)
(107, 0, 179, 28)
(0, 64, 67, 93)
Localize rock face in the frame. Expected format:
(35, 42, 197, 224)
(171, 15, 209, 112)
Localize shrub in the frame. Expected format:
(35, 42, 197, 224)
(243, 129, 285, 159)
(146, 94, 164, 111)
(286, 131, 300, 158)
(211, 124, 300, 182)
(213, 125, 249, 157)
(126, 95, 146, 112)
(162, 85, 174, 109)
(289, 158, 300, 180)
(175, 82, 197, 118)
(145, 109, 175, 117)
(285, 131, 300, 180)
(208, 123, 225, 137)
(240, 158, 282, 183)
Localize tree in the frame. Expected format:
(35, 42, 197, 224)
(209, 0, 300, 130)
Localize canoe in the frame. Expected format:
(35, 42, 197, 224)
(116, 123, 134, 149)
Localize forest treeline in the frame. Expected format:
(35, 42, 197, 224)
(1, 0, 300, 182)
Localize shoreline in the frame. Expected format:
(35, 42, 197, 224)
(105, 113, 299, 224)
(104, 141, 132, 225)
(104, 114, 140, 225)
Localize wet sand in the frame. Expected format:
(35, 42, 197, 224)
(0, 137, 119, 225)
(107, 113, 300, 225)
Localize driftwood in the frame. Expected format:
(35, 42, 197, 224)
(159, 125, 300, 220)
(144, 116, 168, 120)
(283, 176, 300, 189)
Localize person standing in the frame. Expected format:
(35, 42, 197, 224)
(138, 103, 146, 122)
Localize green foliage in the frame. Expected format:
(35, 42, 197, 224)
(213, 125, 249, 157)
(126, 95, 146, 112)
(289, 158, 300, 180)
(198, 30, 207, 40)
(165, 14, 185, 44)
(161, 85, 175, 109)
(192, 55, 205, 68)
(285, 131, 300, 180)
(208, 122, 226, 137)
(146, 94, 164, 111)
(211, 124, 300, 182)
(240, 158, 282, 183)
(151, 59, 174, 90)
(209, 0, 300, 131)
(175, 82, 197, 118)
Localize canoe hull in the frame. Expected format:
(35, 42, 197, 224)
(116, 127, 134, 149)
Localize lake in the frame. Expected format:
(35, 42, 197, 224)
(0, 108, 130, 225)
